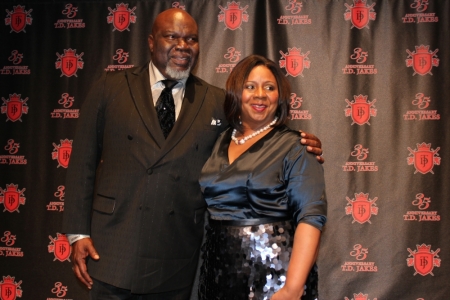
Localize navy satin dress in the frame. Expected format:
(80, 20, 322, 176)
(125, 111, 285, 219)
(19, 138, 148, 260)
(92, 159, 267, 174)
(198, 125, 327, 300)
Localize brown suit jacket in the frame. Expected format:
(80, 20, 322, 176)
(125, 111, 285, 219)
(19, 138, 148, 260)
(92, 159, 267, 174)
(62, 63, 227, 293)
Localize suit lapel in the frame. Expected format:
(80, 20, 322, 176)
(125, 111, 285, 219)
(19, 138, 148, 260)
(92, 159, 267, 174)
(127, 66, 208, 163)
(161, 75, 207, 154)
(126, 64, 166, 147)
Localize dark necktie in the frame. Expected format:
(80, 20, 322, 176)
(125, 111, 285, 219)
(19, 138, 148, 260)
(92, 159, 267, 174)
(155, 79, 177, 138)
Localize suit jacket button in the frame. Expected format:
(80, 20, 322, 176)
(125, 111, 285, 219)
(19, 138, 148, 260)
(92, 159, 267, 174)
(147, 168, 153, 175)
(127, 135, 133, 140)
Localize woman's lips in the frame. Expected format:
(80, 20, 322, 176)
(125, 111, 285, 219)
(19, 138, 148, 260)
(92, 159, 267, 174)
(252, 104, 267, 112)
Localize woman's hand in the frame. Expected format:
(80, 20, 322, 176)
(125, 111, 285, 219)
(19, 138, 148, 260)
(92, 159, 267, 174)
(271, 285, 304, 300)
(272, 223, 321, 300)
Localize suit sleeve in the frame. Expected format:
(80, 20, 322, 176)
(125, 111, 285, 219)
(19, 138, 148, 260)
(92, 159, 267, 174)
(61, 73, 109, 235)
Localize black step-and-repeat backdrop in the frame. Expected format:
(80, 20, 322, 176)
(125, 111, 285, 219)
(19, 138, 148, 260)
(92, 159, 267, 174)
(1, 0, 449, 299)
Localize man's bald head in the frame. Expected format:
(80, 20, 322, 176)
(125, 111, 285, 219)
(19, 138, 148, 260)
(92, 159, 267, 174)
(148, 9, 199, 79)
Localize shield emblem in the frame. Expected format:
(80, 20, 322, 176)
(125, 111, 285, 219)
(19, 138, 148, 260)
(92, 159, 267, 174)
(285, 55, 304, 77)
(57, 146, 72, 168)
(61, 56, 78, 77)
(352, 198, 371, 224)
(352, 7, 369, 29)
(413, 53, 432, 75)
(114, 11, 131, 31)
(6, 101, 22, 122)
(414, 150, 433, 174)
(1, 283, 16, 300)
(11, 12, 26, 33)
(414, 252, 433, 276)
(4, 190, 19, 213)
(352, 103, 370, 125)
(354, 294, 368, 300)
(225, 9, 242, 30)
(54, 238, 71, 261)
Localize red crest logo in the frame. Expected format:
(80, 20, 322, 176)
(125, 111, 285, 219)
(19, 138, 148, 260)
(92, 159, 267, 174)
(5, 5, 33, 33)
(407, 143, 440, 174)
(218, 1, 249, 30)
(0, 276, 23, 300)
(107, 3, 137, 32)
(52, 139, 73, 168)
(279, 47, 310, 77)
(345, 293, 378, 300)
(55, 49, 84, 77)
(1, 94, 29, 122)
(48, 233, 71, 262)
(344, 0, 376, 29)
(345, 94, 377, 125)
(0, 184, 26, 213)
(345, 192, 378, 224)
(407, 244, 441, 276)
(406, 45, 439, 76)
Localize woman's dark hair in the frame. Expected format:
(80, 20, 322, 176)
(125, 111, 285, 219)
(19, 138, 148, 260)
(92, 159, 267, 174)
(224, 54, 291, 133)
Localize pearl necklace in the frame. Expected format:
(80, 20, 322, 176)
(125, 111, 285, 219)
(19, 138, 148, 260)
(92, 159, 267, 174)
(231, 117, 278, 145)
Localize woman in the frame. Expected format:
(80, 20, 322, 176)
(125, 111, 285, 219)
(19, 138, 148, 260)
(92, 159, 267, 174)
(198, 55, 327, 300)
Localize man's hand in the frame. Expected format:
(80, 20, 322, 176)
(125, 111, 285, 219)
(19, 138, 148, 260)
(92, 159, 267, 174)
(71, 238, 100, 289)
(300, 130, 324, 164)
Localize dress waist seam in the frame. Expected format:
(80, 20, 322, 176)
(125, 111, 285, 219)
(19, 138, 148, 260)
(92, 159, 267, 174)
(209, 217, 290, 226)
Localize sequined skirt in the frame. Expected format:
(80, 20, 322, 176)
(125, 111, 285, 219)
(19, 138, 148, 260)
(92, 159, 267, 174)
(198, 219, 318, 300)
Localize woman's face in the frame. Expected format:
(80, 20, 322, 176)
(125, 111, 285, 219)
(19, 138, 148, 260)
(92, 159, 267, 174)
(240, 65, 279, 130)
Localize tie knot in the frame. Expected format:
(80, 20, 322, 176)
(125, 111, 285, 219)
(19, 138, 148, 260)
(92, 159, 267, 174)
(161, 79, 178, 90)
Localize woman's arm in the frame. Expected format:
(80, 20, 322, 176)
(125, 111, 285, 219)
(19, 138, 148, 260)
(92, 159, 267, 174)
(272, 222, 321, 300)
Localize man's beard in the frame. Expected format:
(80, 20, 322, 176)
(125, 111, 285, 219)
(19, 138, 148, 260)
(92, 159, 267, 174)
(165, 65, 191, 80)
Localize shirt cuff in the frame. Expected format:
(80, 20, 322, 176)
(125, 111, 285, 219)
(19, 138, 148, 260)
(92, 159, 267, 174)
(66, 234, 90, 245)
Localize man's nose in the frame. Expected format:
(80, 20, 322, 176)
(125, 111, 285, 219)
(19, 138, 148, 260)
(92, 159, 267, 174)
(175, 38, 188, 49)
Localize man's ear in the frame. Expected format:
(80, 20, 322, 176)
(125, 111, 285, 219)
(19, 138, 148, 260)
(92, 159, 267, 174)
(148, 35, 154, 53)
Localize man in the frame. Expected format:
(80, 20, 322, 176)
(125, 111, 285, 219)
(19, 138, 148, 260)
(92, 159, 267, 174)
(62, 8, 323, 299)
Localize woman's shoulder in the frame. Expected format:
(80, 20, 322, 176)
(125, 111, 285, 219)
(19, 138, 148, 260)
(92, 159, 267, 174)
(274, 125, 301, 141)
(272, 125, 310, 158)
